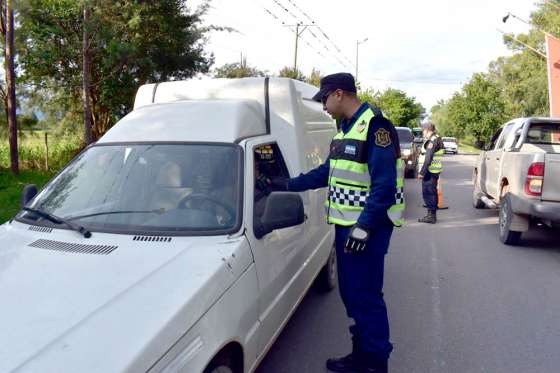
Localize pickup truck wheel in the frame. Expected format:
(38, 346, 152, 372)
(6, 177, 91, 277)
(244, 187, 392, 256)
(499, 194, 522, 245)
(472, 172, 485, 209)
(315, 244, 337, 292)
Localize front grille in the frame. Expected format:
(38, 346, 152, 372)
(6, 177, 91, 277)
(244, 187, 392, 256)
(132, 235, 172, 242)
(28, 239, 117, 255)
(28, 225, 53, 233)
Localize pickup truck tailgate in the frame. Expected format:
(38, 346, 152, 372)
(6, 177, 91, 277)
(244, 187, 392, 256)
(543, 153, 560, 201)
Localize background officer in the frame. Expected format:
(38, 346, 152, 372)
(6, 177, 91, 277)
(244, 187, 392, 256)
(273, 72, 402, 373)
(417, 121, 443, 223)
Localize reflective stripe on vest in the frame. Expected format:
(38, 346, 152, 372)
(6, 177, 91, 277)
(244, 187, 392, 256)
(420, 135, 444, 174)
(324, 108, 405, 227)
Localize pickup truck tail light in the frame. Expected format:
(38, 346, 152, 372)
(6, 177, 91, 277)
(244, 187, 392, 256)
(525, 162, 545, 196)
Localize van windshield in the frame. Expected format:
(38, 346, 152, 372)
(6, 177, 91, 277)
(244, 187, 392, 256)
(18, 144, 242, 235)
(526, 122, 560, 145)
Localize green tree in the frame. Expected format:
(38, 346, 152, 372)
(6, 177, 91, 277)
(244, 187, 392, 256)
(18, 0, 215, 141)
(430, 99, 462, 138)
(449, 73, 507, 143)
(278, 66, 307, 81)
(306, 68, 322, 87)
(213, 55, 267, 78)
(360, 88, 424, 127)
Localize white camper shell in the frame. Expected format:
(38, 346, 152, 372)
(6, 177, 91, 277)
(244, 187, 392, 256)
(1, 78, 337, 373)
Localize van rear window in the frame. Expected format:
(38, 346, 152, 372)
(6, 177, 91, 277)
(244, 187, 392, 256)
(526, 122, 560, 145)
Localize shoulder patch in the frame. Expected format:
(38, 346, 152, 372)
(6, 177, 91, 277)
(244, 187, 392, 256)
(374, 128, 391, 147)
(356, 120, 367, 133)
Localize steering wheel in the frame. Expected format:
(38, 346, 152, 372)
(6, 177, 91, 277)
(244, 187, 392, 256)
(178, 193, 236, 224)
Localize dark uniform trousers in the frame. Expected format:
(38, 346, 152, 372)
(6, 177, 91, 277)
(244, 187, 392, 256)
(422, 171, 439, 211)
(335, 224, 394, 364)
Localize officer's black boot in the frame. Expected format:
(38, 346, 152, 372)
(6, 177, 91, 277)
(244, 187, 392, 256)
(360, 360, 388, 373)
(326, 337, 359, 372)
(418, 209, 437, 224)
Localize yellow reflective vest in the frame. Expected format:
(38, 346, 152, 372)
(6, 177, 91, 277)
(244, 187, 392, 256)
(325, 108, 405, 227)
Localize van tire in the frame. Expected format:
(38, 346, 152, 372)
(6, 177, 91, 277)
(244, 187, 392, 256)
(203, 349, 239, 373)
(315, 244, 337, 292)
(499, 194, 522, 245)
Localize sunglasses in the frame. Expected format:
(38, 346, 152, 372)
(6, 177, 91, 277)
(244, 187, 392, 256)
(321, 90, 335, 104)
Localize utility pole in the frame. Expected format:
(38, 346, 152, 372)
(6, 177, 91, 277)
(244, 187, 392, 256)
(355, 37, 368, 82)
(283, 22, 315, 71)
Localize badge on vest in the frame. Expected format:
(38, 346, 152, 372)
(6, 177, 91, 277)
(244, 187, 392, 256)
(357, 120, 367, 133)
(344, 144, 357, 155)
(375, 128, 391, 147)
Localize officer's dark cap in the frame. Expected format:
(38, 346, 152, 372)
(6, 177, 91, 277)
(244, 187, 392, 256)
(311, 72, 357, 102)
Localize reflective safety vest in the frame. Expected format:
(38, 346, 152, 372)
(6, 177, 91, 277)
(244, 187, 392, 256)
(419, 135, 444, 174)
(325, 108, 405, 227)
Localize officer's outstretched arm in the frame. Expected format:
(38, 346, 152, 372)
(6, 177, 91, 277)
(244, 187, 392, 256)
(286, 157, 330, 192)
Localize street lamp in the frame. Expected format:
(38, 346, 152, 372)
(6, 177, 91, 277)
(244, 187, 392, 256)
(355, 37, 368, 82)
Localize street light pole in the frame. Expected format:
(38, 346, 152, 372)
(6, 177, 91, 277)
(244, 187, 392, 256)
(355, 37, 368, 82)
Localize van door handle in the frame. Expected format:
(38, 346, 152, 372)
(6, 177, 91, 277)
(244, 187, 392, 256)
(495, 157, 500, 160)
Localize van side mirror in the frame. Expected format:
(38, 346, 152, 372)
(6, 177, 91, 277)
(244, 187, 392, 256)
(254, 192, 304, 239)
(474, 140, 485, 150)
(21, 184, 38, 208)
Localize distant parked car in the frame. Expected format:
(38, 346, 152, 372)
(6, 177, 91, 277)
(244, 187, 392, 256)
(396, 127, 419, 178)
(442, 137, 458, 154)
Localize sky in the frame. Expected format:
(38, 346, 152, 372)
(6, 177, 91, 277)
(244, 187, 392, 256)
(190, 0, 539, 111)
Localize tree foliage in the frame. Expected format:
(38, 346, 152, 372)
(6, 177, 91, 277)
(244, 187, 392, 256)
(359, 88, 425, 128)
(278, 66, 307, 81)
(213, 56, 267, 78)
(430, 1, 559, 144)
(18, 0, 215, 140)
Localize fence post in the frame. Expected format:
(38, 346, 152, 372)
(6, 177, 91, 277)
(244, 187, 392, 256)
(44, 132, 49, 171)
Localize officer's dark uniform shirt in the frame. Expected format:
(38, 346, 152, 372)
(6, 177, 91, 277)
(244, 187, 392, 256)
(419, 134, 443, 177)
(288, 103, 399, 229)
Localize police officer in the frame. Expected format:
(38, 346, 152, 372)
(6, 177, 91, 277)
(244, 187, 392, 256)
(417, 121, 443, 224)
(272, 73, 403, 373)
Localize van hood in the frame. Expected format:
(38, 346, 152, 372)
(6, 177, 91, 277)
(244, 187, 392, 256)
(0, 222, 252, 373)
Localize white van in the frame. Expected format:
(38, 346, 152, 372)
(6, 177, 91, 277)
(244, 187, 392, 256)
(0, 78, 337, 373)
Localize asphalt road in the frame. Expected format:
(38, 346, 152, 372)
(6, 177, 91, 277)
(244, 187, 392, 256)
(256, 154, 560, 373)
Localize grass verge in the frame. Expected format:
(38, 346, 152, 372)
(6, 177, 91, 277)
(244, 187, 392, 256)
(0, 169, 54, 223)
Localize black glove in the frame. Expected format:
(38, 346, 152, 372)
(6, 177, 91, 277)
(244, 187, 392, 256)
(270, 177, 289, 192)
(344, 224, 370, 253)
(255, 174, 271, 195)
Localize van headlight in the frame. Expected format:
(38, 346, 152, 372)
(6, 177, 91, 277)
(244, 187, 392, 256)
(402, 149, 411, 157)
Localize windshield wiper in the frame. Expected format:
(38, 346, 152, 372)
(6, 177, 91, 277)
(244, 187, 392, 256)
(23, 207, 92, 239)
(65, 208, 166, 221)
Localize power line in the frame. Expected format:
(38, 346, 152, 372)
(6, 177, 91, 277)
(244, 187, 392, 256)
(260, 5, 346, 68)
(269, 0, 355, 69)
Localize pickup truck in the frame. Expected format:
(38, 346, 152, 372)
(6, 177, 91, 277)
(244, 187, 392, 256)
(0, 78, 338, 373)
(472, 117, 560, 245)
